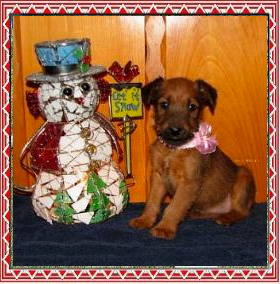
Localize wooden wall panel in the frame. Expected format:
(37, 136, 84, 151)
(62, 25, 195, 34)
(12, 17, 30, 187)
(144, 16, 166, 198)
(165, 16, 267, 202)
(12, 16, 146, 202)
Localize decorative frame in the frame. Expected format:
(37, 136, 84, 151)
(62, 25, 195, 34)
(1, 0, 278, 282)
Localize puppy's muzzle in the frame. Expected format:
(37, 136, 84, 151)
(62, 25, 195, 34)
(162, 127, 194, 145)
(169, 127, 182, 138)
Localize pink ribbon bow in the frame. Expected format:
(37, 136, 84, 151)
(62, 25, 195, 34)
(178, 122, 217, 154)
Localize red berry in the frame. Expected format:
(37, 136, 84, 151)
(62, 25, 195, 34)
(82, 55, 91, 64)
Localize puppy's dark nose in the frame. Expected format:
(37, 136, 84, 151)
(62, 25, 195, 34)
(169, 127, 182, 137)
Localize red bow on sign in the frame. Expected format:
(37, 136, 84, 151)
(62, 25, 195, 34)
(108, 61, 140, 83)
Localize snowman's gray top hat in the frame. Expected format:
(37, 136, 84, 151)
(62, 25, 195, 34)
(26, 38, 106, 83)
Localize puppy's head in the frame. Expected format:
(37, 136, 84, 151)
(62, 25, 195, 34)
(142, 77, 217, 146)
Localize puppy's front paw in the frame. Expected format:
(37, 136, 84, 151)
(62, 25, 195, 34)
(129, 216, 154, 229)
(150, 225, 176, 240)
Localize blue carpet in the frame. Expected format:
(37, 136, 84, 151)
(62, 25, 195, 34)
(12, 195, 267, 267)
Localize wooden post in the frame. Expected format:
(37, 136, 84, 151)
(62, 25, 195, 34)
(145, 16, 166, 199)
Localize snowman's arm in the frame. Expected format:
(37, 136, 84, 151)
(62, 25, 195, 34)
(93, 112, 123, 161)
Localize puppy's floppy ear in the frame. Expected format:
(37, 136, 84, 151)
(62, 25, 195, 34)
(194, 79, 218, 114)
(142, 77, 164, 107)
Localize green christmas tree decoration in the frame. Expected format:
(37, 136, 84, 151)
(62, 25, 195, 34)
(54, 190, 75, 224)
(90, 208, 111, 223)
(87, 172, 107, 194)
(54, 191, 72, 205)
(55, 204, 75, 224)
(86, 172, 111, 223)
(102, 192, 110, 207)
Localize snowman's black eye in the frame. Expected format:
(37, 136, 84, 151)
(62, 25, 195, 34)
(62, 87, 73, 98)
(80, 82, 91, 93)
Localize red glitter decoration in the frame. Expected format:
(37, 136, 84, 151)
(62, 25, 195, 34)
(26, 90, 41, 117)
(108, 61, 140, 83)
(97, 78, 111, 102)
(30, 123, 64, 172)
(109, 61, 123, 74)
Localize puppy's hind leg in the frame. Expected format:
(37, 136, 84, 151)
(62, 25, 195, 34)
(215, 166, 256, 226)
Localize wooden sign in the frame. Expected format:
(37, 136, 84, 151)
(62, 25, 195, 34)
(109, 83, 142, 121)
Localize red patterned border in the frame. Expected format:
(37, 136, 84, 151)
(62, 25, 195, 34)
(1, 0, 278, 282)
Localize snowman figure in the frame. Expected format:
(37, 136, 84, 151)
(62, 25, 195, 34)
(21, 38, 128, 224)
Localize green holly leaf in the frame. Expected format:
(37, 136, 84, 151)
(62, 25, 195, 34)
(80, 63, 90, 73)
(74, 48, 84, 60)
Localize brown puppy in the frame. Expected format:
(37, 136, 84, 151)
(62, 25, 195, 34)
(129, 77, 255, 240)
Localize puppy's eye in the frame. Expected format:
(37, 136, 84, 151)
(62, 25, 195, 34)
(160, 101, 169, 110)
(188, 103, 198, 112)
(62, 87, 74, 98)
(80, 82, 91, 93)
